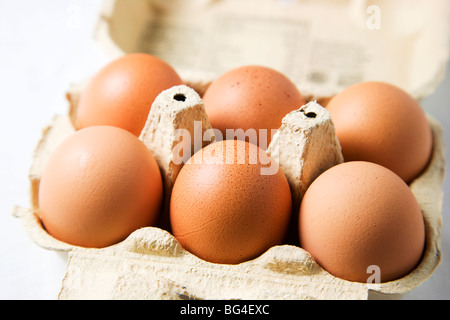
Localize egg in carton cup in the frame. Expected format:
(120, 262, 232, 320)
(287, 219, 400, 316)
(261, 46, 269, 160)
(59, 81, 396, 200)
(12, 0, 448, 299)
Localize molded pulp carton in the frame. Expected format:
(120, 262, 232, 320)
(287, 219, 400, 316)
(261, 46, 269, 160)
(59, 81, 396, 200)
(13, 0, 449, 299)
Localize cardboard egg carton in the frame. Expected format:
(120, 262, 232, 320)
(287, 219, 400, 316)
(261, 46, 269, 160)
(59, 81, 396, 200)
(95, 0, 449, 100)
(12, 0, 448, 299)
(12, 80, 445, 299)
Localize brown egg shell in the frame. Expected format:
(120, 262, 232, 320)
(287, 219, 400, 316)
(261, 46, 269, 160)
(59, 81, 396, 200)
(75, 53, 184, 137)
(37, 126, 164, 249)
(202, 65, 306, 148)
(325, 81, 433, 184)
(12, 78, 445, 300)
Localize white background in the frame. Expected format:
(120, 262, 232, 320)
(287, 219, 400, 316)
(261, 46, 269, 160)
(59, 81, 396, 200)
(1, 0, 449, 299)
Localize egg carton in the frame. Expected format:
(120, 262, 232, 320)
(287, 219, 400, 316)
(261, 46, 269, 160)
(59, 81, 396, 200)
(12, 0, 448, 299)
(12, 78, 445, 299)
(94, 0, 450, 100)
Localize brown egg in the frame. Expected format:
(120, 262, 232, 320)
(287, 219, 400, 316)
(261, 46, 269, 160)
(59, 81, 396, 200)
(326, 81, 432, 183)
(202, 65, 305, 148)
(76, 53, 183, 136)
(170, 140, 292, 264)
(38, 126, 163, 248)
(299, 161, 425, 283)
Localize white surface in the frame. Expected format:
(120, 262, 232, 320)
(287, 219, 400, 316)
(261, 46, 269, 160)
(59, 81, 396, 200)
(0, 0, 449, 300)
(0, 0, 108, 300)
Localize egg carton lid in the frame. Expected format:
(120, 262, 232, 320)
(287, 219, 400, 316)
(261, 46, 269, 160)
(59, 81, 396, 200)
(94, 0, 450, 99)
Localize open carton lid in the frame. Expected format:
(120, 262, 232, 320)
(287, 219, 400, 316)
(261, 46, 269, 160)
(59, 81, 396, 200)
(95, 0, 450, 99)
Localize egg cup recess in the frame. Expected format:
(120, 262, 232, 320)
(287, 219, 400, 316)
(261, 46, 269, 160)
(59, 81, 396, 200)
(12, 80, 445, 299)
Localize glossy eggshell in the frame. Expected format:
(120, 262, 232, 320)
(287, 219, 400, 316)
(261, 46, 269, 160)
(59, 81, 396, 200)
(170, 140, 292, 264)
(299, 161, 425, 283)
(38, 126, 163, 248)
(202, 65, 306, 148)
(325, 81, 433, 183)
(76, 53, 183, 136)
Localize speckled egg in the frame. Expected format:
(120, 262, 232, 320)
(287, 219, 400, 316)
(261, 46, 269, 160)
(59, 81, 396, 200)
(202, 65, 306, 148)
